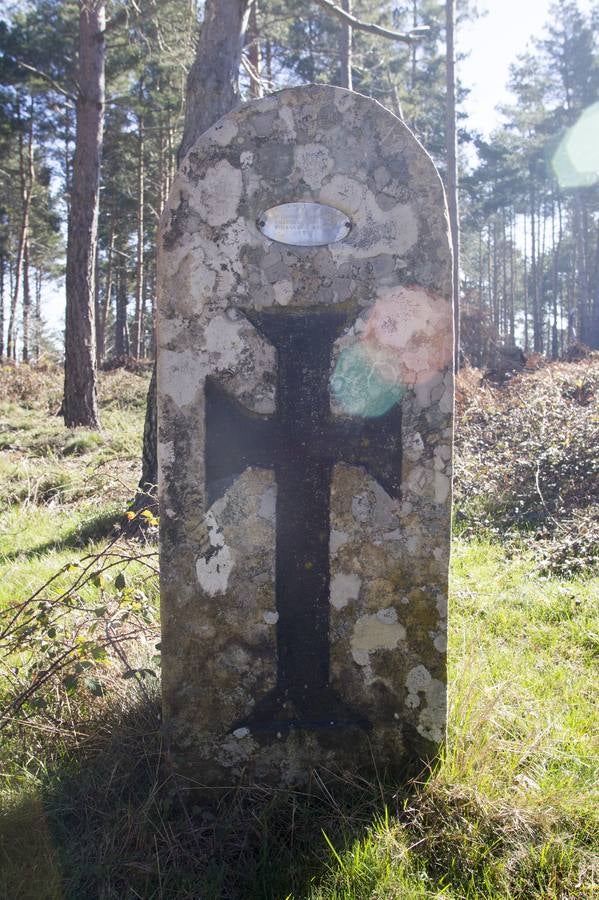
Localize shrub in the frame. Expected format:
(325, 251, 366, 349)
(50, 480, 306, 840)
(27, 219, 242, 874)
(454, 355, 599, 575)
(0, 361, 63, 411)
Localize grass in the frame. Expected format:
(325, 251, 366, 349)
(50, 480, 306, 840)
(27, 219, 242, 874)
(0, 362, 597, 898)
(1, 542, 596, 898)
(0, 367, 148, 601)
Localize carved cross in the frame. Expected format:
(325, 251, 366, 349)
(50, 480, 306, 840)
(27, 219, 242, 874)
(205, 304, 402, 736)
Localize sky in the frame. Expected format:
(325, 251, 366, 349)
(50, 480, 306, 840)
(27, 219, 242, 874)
(41, 0, 592, 335)
(460, 0, 592, 137)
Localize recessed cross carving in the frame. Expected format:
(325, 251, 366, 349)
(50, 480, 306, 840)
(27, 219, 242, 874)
(205, 304, 402, 737)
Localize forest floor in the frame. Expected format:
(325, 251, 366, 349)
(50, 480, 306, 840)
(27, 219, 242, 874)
(0, 358, 597, 899)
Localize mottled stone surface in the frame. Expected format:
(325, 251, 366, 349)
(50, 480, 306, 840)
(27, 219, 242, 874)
(157, 84, 453, 788)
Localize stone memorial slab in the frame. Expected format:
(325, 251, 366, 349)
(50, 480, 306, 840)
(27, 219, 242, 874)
(157, 84, 453, 788)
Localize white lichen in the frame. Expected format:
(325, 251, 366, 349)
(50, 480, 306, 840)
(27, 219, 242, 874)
(405, 665, 446, 742)
(351, 611, 406, 668)
(232, 727, 250, 739)
(196, 511, 234, 596)
(330, 572, 361, 610)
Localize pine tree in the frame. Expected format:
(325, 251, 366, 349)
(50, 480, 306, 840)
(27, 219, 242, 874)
(63, 0, 105, 428)
(137, 0, 251, 506)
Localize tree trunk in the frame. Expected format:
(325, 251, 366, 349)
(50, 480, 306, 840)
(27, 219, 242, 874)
(141, 262, 148, 356)
(491, 218, 499, 334)
(138, 362, 158, 502)
(137, 0, 250, 509)
(179, 0, 251, 162)
(94, 243, 102, 364)
(0, 251, 5, 361)
(566, 241, 575, 346)
(133, 86, 145, 358)
(551, 193, 563, 359)
(411, 0, 418, 91)
(539, 196, 547, 351)
(577, 196, 594, 347)
(509, 211, 515, 345)
(486, 223, 493, 364)
(530, 183, 542, 353)
(63, 0, 105, 428)
(63, 106, 73, 218)
(7, 96, 34, 363)
(97, 223, 114, 363)
(339, 0, 353, 90)
(158, 119, 168, 214)
(21, 103, 35, 364)
(247, 0, 263, 98)
(445, 0, 460, 371)
(523, 212, 529, 352)
(501, 206, 508, 341)
(477, 228, 483, 362)
(22, 234, 31, 363)
(265, 37, 273, 88)
(167, 116, 175, 188)
(591, 226, 599, 349)
(114, 263, 129, 357)
(34, 266, 42, 361)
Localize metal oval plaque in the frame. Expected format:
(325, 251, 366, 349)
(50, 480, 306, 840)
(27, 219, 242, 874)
(258, 202, 351, 246)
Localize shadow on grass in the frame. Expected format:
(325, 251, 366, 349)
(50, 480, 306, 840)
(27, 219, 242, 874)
(0, 697, 421, 900)
(0, 510, 124, 563)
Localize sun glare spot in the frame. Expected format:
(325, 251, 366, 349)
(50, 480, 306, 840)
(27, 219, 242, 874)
(552, 102, 599, 188)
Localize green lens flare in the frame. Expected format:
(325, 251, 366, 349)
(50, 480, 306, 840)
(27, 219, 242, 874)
(330, 342, 404, 418)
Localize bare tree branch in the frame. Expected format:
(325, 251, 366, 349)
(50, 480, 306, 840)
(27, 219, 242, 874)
(103, 3, 150, 36)
(311, 0, 428, 43)
(9, 57, 76, 104)
(241, 53, 271, 92)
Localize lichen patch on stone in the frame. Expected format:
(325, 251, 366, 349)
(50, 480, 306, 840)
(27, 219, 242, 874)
(351, 611, 406, 667)
(330, 572, 361, 610)
(195, 510, 234, 596)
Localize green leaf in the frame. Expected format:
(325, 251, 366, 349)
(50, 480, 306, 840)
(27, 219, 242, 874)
(74, 659, 95, 672)
(115, 571, 127, 590)
(63, 673, 79, 694)
(29, 697, 48, 711)
(122, 667, 157, 680)
(84, 676, 105, 697)
(138, 668, 157, 678)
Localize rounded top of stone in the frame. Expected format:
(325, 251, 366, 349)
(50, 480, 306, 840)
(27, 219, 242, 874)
(184, 82, 421, 150)
(178, 84, 441, 191)
(159, 83, 452, 314)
